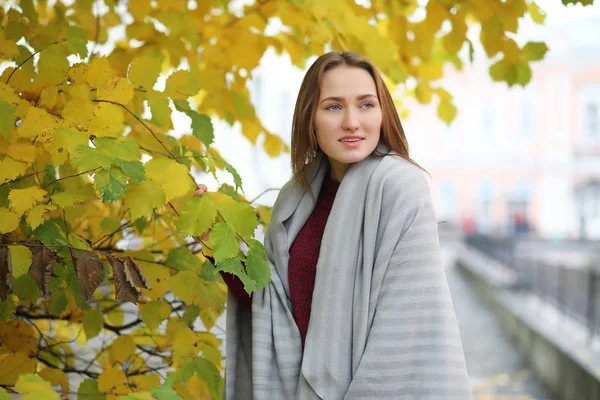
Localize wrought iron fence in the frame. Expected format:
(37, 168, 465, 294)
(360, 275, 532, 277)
(465, 234, 600, 340)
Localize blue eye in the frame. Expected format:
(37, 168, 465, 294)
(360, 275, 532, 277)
(361, 102, 374, 109)
(326, 104, 341, 111)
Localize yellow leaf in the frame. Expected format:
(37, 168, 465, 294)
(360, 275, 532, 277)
(138, 262, 171, 300)
(48, 127, 89, 166)
(106, 304, 124, 326)
(172, 325, 199, 367)
(90, 102, 125, 137)
(164, 70, 200, 100)
(8, 245, 32, 278)
(39, 86, 59, 111)
(419, 60, 443, 81)
(110, 335, 136, 364)
(97, 77, 135, 104)
(263, 133, 286, 157)
(129, 51, 163, 89)
(0, 207, 20, 233)
(145, 157, 195, 202)
(14, 373, 59, 400)
(4, 140, 37, 163)
(26, 204, 56, 230)
(129, 374, 160, 392)
(9, 186, 47, 217)
(438, 99, 458, 124)
(415, 82, 433, 104)
(97, 366, 129, 395)
(0, 353, 37, 385)
(125, 180, 166, 220)
(0, 320, 37, 354)
(86, 57, 113, 88)
(0, 38, 19, 60)
(38, 368, 69, 398)
(0, 156, 29, 184)
(169, 271, 204, 304)
(18, 106, 59, 142)
(130, 0, 151, 21)
(67, 63, 89, 84)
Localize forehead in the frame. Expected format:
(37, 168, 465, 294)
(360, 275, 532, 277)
(319, 66, 377, 98)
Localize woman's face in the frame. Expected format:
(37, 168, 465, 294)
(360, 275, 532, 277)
(314, 66, 382, 181)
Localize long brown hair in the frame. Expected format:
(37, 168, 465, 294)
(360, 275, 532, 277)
(290, 51, 424, 189)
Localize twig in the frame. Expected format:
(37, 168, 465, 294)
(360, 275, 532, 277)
(6, 39, 66, 84)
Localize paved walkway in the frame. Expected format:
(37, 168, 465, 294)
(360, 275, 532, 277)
(442, 243, 551, 400)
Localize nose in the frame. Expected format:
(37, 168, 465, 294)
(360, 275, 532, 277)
(342, 110, 360, 131)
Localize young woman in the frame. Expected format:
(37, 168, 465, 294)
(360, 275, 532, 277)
(194, 51, 472, 399)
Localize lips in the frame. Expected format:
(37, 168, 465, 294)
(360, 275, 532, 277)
(339, 136, 364, 142)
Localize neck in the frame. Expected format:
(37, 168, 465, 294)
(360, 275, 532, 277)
(328, 159, 349, 182)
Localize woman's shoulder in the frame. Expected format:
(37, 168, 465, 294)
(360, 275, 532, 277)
(373, 155, 430, 196)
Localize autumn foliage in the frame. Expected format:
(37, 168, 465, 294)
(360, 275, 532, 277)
(0, 0, 594, 398)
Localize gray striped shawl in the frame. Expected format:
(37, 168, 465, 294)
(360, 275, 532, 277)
(225, 148, 473, 399)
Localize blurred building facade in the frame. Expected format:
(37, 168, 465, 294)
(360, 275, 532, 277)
(403, 15, 600, 240)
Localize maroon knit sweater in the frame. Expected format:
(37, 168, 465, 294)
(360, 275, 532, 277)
(220, 173, 340, 344)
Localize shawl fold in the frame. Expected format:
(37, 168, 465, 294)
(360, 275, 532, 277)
(225, 146, 473, 399)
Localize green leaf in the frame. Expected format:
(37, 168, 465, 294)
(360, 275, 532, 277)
(49, 290, 68, 315)
(72, 145, 114, 172)
(185, 110, 214, 147)
(147, 90, 172, 127)
(489, 58, 508, 82)
(150, 379, 183, 400)
(210, 223, 239, 262)
(0, 387, 12, 400)
(83, 308, 104, 339)
(181, 304, 200, 326)
(95, 167, 128, 202)
(225, 164, 243, 192)
(220, 202, 258, 239)
(13, 274, 39, 303)
(0, 101, 15, 138)
(515, 62, 532, 86)
(95, 137, 139, 161)
(0, 297, 16, 321)
(176, 196, 218, 237)
(66, 25, 88, 59)
(9, 245, 32, 278)
(141, 300, 170, 329)
(15, 374, 60, 399)
(193, 358, 223, 399)
(245, 239, 270, 290)
(34, 221, 67, 247)
(216, 258, 256, 291)
(116, 159, 146, 183)
(522, 41, 548, 62)
(230, 91, 255, 120)
(78, 379, 106, 400)
(165, 246, 203, 272)
(125, 180, 166, 220)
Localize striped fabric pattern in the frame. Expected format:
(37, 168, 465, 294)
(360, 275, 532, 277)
(225, 145, 473, 400)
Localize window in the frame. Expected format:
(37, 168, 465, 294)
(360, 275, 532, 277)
(586, 103, 598, 138)
(440, 180, 457, 219)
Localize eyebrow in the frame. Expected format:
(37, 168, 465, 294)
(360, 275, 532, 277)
(320, 94, 378, 104)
